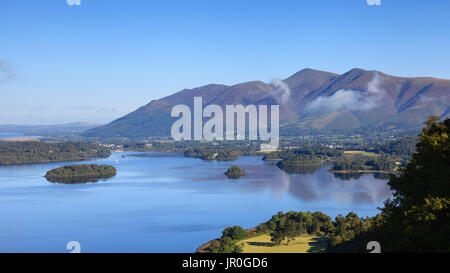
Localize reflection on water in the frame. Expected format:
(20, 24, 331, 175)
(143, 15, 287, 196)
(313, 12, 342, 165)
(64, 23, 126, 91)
(276, 164, 321, 175)
(0, 152, 393, 252)
(373, 172, 392, 180)
(333, 172, 365, 180)
(222, 163, 393, 205)
(45, 176, 114, 184)
(332, 172, 392, 180)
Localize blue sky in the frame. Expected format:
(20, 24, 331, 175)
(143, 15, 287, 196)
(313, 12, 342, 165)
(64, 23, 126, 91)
(1, 0, 449, 124)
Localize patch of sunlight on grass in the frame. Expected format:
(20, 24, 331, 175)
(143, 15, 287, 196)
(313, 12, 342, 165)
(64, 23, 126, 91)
(241, 234, 329, 253)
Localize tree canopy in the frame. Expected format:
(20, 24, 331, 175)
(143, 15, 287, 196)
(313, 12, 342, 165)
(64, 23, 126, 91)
(224, 166, 246, 179)
(0, 142, 111, 165)
(45, 164, 116, 184)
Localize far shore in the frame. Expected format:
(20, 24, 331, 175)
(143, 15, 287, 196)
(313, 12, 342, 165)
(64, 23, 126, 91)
(0, 137, 40, 142)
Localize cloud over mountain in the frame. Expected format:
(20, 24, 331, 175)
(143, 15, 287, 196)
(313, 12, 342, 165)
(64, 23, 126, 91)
(307, 73, 385, 112)
(270, 79, 291, 104)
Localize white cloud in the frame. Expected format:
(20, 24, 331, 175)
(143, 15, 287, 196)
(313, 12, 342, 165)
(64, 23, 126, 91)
(307, 72, 385, 112)
(271, 79, 291, 104)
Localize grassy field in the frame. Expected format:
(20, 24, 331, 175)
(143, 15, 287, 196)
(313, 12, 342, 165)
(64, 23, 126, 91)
(240, 234, 329, 253)
(343, 150, 378, 157)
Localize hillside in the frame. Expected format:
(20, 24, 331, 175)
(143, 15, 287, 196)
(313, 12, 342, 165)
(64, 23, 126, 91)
(83, 68, 450, 138)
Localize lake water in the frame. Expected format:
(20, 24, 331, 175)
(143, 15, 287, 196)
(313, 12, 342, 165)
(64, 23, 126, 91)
(0, 133, 41, 139)
(0, 152, 392, 253)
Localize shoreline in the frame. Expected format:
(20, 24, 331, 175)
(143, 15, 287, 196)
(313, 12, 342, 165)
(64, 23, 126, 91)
(328, 169, 393, 174)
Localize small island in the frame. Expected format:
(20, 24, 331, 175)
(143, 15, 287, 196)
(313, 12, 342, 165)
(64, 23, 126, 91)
(276, 157, 322, 174)
(184, 148, 240, 161)
(44, 164, 117, 184)
(224, 166, 245, 179)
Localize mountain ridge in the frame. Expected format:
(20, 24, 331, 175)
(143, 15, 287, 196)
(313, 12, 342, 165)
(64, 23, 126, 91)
(83, 68, 450, 138)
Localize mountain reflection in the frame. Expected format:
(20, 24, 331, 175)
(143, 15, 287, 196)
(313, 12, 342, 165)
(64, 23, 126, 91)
(236, 163, 393, 205)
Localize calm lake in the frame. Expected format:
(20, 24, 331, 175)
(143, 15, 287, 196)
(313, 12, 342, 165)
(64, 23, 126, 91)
(0, 133, 41, 139)
(0, 152, 392, 252)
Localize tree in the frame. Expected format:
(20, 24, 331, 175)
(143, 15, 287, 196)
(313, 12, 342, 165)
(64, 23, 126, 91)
(219, 236, 243, 253)
(266, 220, 276, 231)
(209, 240, 220, 253)
(358, 117, 450, 252)
(389, 116, 449, 203)
(284, 220, 298, 244)
(222, 226, 247, 240)
(270, 229, 285, 246)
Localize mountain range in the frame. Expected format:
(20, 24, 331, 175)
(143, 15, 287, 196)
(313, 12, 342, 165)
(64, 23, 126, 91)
(83, 68, 450, 138)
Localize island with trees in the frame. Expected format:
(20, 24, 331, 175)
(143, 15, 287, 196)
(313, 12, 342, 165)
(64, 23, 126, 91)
(224, 166, 246, 179)
(44, 164, 117, 184)
(0, 142, 111, 165)
(263, 145, 338, 174)
(276, 155, 323, 174)
(184, 147, 240, 161)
